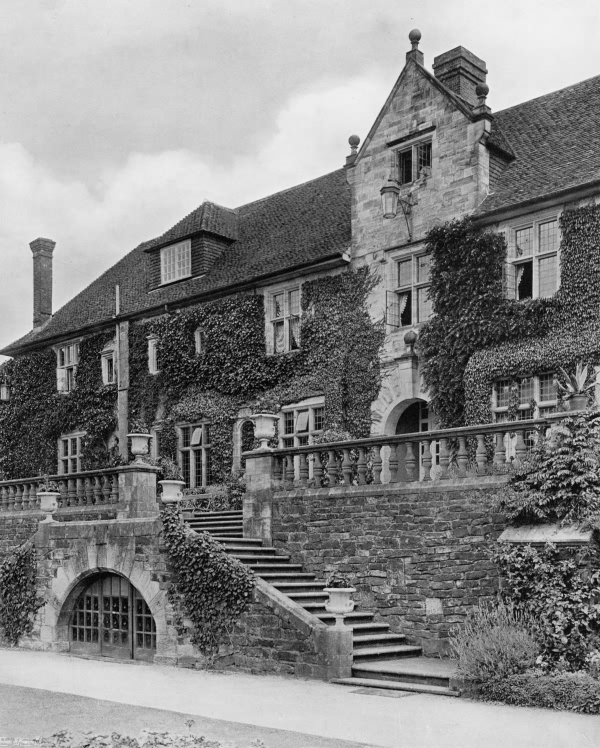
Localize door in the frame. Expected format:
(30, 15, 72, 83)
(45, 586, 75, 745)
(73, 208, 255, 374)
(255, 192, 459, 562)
(70, 573, 156, 660)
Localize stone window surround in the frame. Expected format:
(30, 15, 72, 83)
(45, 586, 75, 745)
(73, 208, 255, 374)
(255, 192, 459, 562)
(177, 421, 213, 489)
(386, 242, 432, 330)
(279, 396, 325, 449)
(58, 430, 85, 475)
(54, 339, 81, 393)
(388, 130, 434, 187)
(147, 335, 159, 375)
(266, 284, 301, 356)
(101, 340, 116, 386)
(492, 373, 558, 423)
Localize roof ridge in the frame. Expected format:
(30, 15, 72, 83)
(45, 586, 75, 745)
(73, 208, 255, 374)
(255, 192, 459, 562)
(494, 72, 600, 117)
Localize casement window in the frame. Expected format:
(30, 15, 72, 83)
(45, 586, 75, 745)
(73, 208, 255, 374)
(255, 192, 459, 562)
(56, 342, 80, 393)
(279, 401, 325, 448)
(270, 288, 300, 354)
(178, 423, 212, 489)
(397, 140, 432, 185)
(0, 383, 9, 401)
(58, 432, 85, 474)
(194, 327, 205, 355)
(147, 336, 159, 375)
(101, 341, 116, 385)
(492, 373, 558, 422)
(160, 239, 191, 285)
(387, 253, 432, 327)
(506, 218, 559, 300)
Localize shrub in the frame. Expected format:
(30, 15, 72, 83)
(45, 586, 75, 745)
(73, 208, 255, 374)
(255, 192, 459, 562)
(479, 671, 600, 714)
(37, 729, 267, 747)
(450, 600, 539, 684)
(0, 543, 43, 645)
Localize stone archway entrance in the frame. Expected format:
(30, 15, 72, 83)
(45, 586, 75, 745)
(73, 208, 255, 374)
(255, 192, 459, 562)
(70, 573, 156, 661)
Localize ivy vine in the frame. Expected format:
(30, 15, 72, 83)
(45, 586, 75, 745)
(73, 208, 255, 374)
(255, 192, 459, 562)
(0, 542, 43, 645)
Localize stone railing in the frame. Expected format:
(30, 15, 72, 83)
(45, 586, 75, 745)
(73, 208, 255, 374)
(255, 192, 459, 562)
(266, 418, 550, 490)
(0, 468, 121, 513)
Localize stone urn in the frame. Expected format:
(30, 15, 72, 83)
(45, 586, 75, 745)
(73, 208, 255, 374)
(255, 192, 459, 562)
(325, 587, 356, 616)
(568, 394, 588, 412)
(128, 432, 151, 462)
(251, 413, 279, 449)
(159, 480, 186, 503)
(38, 491, 60, 523)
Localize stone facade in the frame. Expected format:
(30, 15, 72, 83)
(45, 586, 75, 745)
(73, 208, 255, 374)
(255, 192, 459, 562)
(271, 477, 507, 656)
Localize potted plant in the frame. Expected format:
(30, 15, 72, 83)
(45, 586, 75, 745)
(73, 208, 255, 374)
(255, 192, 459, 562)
(156, 457, 186, 503)
(556, 363, 598, 411)
(324, 572, 356, 619)
(37, 474, 61, 522)
(127, 420, 151, 463)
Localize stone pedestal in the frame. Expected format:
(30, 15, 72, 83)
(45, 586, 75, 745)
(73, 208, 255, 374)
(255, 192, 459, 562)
(243, 449, 278, 545)
(118, 464, 161, 518)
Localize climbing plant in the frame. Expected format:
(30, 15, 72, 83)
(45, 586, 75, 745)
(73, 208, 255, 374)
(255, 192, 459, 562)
(0, 542, 43, 645)
(160, 503, 254, 656)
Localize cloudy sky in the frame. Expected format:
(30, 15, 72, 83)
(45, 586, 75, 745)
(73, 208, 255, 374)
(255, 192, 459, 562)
(0, 0, 598, 352)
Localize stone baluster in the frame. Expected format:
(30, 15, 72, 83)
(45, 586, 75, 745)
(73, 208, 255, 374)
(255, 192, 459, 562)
(109, 474, 119, 504)
(30, 482, 39, 510)
(14, 484, 23, 510)
(405, 441, 416, 482)
(101, 474, 111, 503)
(0, 486, 8, 511)
(493, 432, 506, 472)
(388, 444, 399, 483)
(356, 447, 368, 485)
(514, 429, 527, 463)
(326, 449, 338, 486)
(476, 434, 487, 475)
(422, 440, 432, 481)
(68, 477, 77, 506)
(273, 456, 283, 485)
(58, 479, 67, 508)
(84, 477, 93, 505)
(284, 455, 295, 488)
(439, 438, 450, 480)
(93, 475, 102, 504)
(298, 453, 309, 488)
(341, 448, 353, 486)
(371, 445, 382, 484)
(8, 485, 16, 510)
(313, 451, 324, 488)
(457, 436, 468, 478)
(22, 483, 30, 510)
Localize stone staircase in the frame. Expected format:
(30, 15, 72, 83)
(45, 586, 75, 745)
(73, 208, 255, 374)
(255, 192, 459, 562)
(186, 510, 458, 696)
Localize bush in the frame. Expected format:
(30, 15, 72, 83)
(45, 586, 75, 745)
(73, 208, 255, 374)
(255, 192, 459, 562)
(479, 671, 600, 714)
(37, 729, 268, 747)
(450, 600, 539, 684)
(0, 543, 43, 645)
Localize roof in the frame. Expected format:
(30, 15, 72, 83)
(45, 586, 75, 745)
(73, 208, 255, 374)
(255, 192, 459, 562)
(2, 169, 351, 354)
(477, 74, 600, 215)
(147, 200, 239, 248)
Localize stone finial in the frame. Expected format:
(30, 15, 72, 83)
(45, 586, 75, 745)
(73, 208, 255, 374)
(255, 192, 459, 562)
(473, 82, 492, 120)
(406, 29, 424, 65)
(409, 29, 422, 47)
(346, 134, 361, 166)
(404, 329, 418, 353)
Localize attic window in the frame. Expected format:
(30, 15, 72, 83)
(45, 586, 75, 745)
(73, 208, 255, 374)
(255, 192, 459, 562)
(397, 141, 432, 185)
(160, 239, 191, 285)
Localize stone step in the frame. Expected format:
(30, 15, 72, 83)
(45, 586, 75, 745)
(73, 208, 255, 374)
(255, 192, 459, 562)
(250, 563, 305, 574)
(352, 633, 407, 648)
(331, 677, 459, 698)
(221, 542, 268, 551)
(210, 537, 262, 546)
(271, 581, 326, 593)
(229, 554, 291, 564)
(285, 590, 329, 599)
(226, 547, 280, 557)
(346, 623, 391, 634)
(257, 572, 318, 582)
(317, 612, 376, 624)
(352, 644, 422, 661)
(191, 510, 243, 518)
(351, 657, 457, 689)
(188, 520, 244, 529)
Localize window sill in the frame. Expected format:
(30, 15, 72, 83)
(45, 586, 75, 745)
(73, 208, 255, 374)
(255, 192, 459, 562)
(154, 273, 204, 290)
(266, 349, 302, 358)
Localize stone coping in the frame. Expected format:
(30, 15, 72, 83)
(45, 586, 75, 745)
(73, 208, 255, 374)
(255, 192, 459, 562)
(274, 474, 509, 500)
(499, 523, 594, 545)
(0, 503, 129, 520)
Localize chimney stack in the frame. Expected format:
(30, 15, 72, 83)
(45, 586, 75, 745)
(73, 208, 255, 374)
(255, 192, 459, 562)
(30, 237, 55, 330)
(432, 46, 487, 107)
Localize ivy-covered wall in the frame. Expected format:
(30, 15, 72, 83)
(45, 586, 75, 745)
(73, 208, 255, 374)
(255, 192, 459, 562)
(0, 332, 117, 479)
(0, 268, 383, 482)
(419, 204, 600, 428)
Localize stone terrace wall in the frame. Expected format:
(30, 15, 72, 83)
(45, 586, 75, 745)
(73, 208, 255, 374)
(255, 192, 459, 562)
(272, 477, 508, 656)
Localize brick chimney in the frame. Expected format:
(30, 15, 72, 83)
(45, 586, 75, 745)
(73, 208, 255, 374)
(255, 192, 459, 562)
(432, 46, 487, 107)
(30, 237, 55, 329)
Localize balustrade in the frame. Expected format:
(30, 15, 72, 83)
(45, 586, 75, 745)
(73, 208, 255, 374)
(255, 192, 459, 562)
(261, 418, 548, 491)
(0, 467, 121, 514)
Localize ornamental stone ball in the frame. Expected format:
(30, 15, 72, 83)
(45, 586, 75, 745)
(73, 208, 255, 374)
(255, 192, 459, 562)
(476, 82, 489, 98)
(409, 29, 422, 43)
(348, 134, 360, 148)
(404, 330, 418, 347)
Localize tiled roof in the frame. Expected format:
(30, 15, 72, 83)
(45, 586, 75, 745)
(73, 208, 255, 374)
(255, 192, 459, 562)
(148, 200, 239, 247)
(477, 74, 600, 215)
(2, 169, 351, 354)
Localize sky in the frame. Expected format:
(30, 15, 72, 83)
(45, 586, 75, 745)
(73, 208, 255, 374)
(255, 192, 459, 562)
(0, 0, 598, 353)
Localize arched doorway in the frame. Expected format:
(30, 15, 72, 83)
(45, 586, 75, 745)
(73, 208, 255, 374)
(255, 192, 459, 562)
(394, 399, 439, 479)
(70, 573, 156, 661)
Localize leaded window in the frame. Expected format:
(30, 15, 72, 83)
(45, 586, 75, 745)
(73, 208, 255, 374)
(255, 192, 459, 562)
(160, 239, 191, 284)
(59, 432, 84, 474)
(270, 288, 300, 354)
(507, 218, 559, 300)
(179, 422, 213, 489)
(397, 140, 432, 185)
(280, 403, 325, 448)
(492, 374, 557, 422)
(388, 253, 432, 327)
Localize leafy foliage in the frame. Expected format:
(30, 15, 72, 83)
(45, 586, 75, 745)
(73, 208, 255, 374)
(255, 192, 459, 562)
(36, 728, 265, 748)
(494, 413, 600, 524)
(160, 504, 255, 656)
(494, 543, 600, 671)
(0, 543, 43, 645)
(450, 600, 539, 684)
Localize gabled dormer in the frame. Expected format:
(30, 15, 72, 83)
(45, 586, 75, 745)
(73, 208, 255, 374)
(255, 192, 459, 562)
(144, 201, 238, 289)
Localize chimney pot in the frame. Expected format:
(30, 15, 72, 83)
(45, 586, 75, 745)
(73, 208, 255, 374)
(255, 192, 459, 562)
(432, 46, 487, 107)
(30, 237, 55, 330)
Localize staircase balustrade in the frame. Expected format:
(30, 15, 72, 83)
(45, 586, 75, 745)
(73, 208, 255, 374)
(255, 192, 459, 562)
(0, 467, 121, 513)
(262, 418, 548, 490)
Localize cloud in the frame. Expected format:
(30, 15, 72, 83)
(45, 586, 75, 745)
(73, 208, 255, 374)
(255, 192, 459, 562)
(0, 72, 387, 353)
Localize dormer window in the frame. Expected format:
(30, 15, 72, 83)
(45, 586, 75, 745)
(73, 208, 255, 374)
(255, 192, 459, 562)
(398, 140, 432, 185)
(56, 342, 79, 393)
(160, 239, 191, 285)
(101, 341, 116, 385)
(147, 336, 159, 375)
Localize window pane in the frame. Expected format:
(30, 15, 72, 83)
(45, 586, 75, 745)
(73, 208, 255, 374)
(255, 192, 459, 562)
(273, 320, 285, 354)
(398, 259, 412, 288)
(517, 408, 533, 421)
(515, 227, 533, 257)
(181, 451, 191, 488)
(70, 438, 77, 455)
(273, 294, 284, 319)
(417, 255, 431, 284)
(181, 427, 190, 448)
(399, 150, 412, 185)
(538, 255, 557, 297)
(494, 411, 509, 423)
(62, 439, 69, 457)
(284, 412, 295, 435)
(288, 289, 300, 316)
(289, 316, 300, 351)
(519, 377, 534, 404)
(59, 348, 66, 367)
(416, 142, 432, 176)
(417, 286, 432, 323)
(496, 379, 511, 408)
(205, 450, 213, 485)
(296, 411, 309, 432)
(516, 261, 533, 300)
(313, 407, 324, 432)
(194, 450, 203, 489)
(191, 427, 202, 446)
(400, 290, 412, 327)
(539, 373, 556, 402)
(204, 424, 211, 444)
(539, 220, 558, 254)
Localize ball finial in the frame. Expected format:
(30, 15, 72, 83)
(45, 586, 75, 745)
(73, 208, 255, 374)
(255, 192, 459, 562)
(475, 82, 489, 99)
(348, 134, 360, 148)
(404, 330, 418, 348)
(408, 29, 422, 44)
